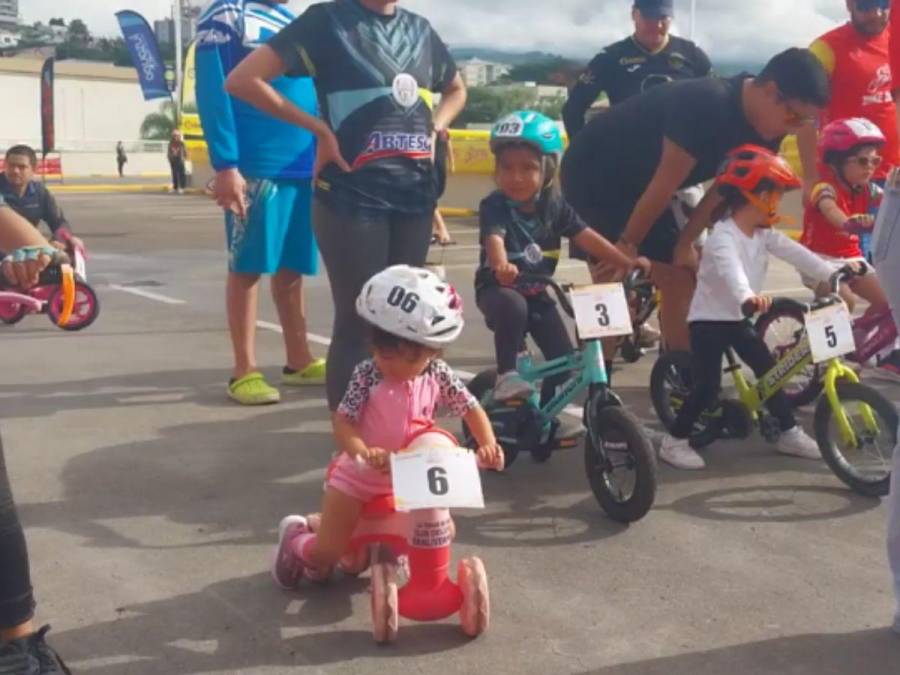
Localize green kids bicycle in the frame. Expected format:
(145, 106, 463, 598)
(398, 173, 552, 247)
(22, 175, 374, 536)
(651, 267, 897, 496)
(462, 274, 657, 523)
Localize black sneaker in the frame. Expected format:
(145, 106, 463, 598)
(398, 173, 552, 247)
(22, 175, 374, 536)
(0, 625, 70, 675)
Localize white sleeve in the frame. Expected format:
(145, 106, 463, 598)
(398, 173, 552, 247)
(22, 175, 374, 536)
(708, 229, 755, 307)
(766, 230, 837, 284)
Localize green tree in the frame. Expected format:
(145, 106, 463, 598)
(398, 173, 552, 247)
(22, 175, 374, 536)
(67, 19, 91, 46)
(454, 87, 537, 127)
(49, 18, 66, 27)
(140, 100, 177, 140)
(503, 58, 579, 85)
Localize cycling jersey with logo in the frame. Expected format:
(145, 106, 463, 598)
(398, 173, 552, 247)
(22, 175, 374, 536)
(810, 22, 898, 178)
(802, 170, 881, 258)
(195, 0, 318, 179)
(475, 191, 586, 295)
(563, 35, 711, 137)
(268, 0, 457, 214)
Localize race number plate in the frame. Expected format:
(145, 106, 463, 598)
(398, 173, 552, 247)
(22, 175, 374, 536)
(570, 283, 632, 339)
(391, 447, 485, 511)
(805, 302, 856, 363)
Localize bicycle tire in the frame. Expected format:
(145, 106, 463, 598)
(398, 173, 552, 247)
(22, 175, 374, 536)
(584, 401, 657, 523)
(814, 381, 897, 497)
(649, 351, 721, 448)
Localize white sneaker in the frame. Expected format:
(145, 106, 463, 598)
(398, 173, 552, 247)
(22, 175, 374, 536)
(776, 426, 822, 460)
(658, 434, 706, 470)
(494, 371, 533, 400)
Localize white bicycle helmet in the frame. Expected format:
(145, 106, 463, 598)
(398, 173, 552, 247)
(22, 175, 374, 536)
(356, 265, 464, 348)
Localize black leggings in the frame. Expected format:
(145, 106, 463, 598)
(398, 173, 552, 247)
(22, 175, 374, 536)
(671, 320, 796, 440)
(169, 159, 187, 191)
(313, 198, 433, 410)
(0, 433, 35, 630)
(477, 286, 575, 402)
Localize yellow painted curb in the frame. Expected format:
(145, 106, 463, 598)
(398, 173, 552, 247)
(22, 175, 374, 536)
(439, 207, 476, 218)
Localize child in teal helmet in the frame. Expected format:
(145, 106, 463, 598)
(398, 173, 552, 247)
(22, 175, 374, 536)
(476, 111, 649, 401)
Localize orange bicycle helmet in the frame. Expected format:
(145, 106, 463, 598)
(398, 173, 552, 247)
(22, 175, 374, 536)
(715, 144, 800, 225)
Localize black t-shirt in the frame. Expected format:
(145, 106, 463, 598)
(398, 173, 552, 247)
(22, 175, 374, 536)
(561, 75, 777, 212)
(476, 190, 585, 295)
(268, 0, 457, 215)
(563, 35, 712, 137)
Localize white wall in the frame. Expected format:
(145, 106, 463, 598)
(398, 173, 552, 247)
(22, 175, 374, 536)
(0, 71, 163, 150)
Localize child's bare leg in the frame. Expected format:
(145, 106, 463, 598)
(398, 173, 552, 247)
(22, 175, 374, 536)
(850, 274, 890, 316)
(294, 487, 364, 569)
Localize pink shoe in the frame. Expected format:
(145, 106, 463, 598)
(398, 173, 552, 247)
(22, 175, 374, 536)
(272, 515, 309, 590)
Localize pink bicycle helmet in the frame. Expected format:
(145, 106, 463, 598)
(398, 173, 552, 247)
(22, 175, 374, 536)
(819, 117, 885, 165)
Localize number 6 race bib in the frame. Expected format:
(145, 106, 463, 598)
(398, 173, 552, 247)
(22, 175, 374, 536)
(390, 447, 485, 511)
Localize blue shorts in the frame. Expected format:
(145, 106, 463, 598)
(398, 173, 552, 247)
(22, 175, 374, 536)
(225, 178, 318, 275)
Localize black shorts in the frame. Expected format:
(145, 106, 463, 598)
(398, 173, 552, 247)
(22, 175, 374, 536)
(561, 169, 679, 264)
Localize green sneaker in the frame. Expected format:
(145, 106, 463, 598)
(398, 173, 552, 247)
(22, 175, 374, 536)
(282, 358, 326, 386)
(228, 371, 281, 405)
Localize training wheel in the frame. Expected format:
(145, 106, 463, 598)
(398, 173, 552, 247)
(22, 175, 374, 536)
(458, 557, 489, 638)
(370, 560, 399, 644)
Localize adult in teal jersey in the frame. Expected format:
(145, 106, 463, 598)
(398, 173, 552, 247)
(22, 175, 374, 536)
(196, 0, 326, 406)
(225, 0, 467, 410)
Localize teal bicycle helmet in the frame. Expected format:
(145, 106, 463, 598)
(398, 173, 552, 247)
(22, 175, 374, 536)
(489, 110, 564, 159)
(490, 111, 564, 194)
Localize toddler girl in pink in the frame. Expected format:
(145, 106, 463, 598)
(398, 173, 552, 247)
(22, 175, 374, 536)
(271, 265, 504, 586)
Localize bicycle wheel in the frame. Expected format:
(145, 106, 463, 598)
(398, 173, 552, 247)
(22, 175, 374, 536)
(48, 281, 100, 331)
(649, 351, 721, 448)
(584, 400, 657, 523)
(814, 382, 897, 497)
(0, 302, 27, 325)
(755, 306, 822, 407)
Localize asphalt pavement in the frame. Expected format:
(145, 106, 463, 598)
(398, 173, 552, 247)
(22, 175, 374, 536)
(1, 191, 898, 674)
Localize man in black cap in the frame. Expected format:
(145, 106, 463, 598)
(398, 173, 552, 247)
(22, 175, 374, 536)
(562, 0, 711, 137)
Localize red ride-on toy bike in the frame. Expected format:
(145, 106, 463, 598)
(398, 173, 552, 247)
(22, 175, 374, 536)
(302, 428, 491, 644)
(0, 241, 99, 330)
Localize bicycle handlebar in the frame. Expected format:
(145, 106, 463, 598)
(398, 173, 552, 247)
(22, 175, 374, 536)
(515, 273, 576, 317)
(741, 264, 866, 318)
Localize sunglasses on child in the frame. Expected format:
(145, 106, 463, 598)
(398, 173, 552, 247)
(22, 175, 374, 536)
(846, 155, 883, 169)
(854, 0, 889, 11)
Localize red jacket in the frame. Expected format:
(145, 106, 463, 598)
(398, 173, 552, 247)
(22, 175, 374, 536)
(812, 22, 898, 180)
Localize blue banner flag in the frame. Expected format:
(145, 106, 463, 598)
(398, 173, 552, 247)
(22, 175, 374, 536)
(115, 10, 170, 101)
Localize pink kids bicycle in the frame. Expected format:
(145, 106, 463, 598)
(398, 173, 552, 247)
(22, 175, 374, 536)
(303, 428, 491, 644)
(0, 241, 99, 330)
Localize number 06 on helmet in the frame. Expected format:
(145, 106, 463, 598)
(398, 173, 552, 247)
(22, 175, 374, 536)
(356, 265, 465, 348)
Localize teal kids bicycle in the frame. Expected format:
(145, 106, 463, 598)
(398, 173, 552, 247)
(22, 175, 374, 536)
(462, 274, 657, 523)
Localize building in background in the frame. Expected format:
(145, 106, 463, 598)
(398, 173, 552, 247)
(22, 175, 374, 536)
(0, 0, 19, 27)
(459, 58, 511, 87)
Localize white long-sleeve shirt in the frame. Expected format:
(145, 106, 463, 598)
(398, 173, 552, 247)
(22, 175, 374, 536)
(688, 218, 837, 323)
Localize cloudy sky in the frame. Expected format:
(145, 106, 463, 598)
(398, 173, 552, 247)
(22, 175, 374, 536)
(23, 0, 852, 62)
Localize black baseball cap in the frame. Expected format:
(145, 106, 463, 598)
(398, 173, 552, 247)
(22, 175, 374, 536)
(634, 0, 675, 19)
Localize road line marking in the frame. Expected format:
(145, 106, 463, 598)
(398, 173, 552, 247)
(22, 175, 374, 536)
(255, 320, 331, 346)
(108, 285, 186, 305)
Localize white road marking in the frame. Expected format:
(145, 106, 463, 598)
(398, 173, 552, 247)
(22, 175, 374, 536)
(108, 284, 186, 305)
